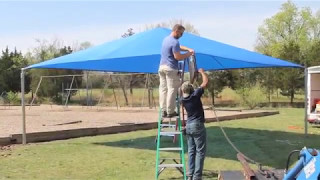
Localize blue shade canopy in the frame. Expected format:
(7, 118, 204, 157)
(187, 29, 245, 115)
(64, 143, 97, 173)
(26, 28, 302, 73)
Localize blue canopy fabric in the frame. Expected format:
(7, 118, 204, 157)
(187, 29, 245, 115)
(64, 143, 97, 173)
(26, 28, 302, 73)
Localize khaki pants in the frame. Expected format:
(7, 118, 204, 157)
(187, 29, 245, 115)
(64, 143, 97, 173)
(158, 65, 180, 114)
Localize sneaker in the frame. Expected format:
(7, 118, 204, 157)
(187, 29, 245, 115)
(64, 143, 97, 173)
(162, 111, 167, 118)
(167, 111, 179, 118)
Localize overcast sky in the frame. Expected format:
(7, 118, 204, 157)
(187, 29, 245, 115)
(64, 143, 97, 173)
(1, 0, 320, 53)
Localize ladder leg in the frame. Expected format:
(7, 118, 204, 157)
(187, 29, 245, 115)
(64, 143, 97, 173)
(177, 101, 187, 180)
(155, 109, 162, 180)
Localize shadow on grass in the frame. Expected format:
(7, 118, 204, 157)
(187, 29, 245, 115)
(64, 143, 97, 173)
(161, 169, 218, 180)
(93, 126, 320, 170)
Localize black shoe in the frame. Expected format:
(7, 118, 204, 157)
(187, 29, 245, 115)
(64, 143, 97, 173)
(162, 111, 167, 118)
(167, 112, 179, 118)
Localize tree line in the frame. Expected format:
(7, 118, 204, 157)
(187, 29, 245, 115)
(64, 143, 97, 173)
(1, 1, 319, 107)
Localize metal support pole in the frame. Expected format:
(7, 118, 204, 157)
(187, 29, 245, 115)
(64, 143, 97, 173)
(86, 71, 89, 107)
(112, 88, 118, 110)
(29, 76, 43, 109)
(97, 75, 111, 108)
(90, 80, 93, 108)
(141, 74, 148, 109)
(110, 77, 119, 110)
(75, 78, 82, 106)
(64, 75, 75, 107)
(21, 69, 26, 144)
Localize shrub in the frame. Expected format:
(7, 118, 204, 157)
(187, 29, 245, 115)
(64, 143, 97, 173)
(219, 87, 241, 104)
(236, 84, 266, 109)
(7, 91, 20, 105)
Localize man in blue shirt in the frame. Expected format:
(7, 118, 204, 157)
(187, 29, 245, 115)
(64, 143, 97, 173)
(159, 24, 194, 118)
(181, 68, 208, 180)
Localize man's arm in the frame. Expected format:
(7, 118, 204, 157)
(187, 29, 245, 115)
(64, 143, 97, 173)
(173, 46, 194, 60)
(180, 45, 192, 52)
(199, 68, 208, 89)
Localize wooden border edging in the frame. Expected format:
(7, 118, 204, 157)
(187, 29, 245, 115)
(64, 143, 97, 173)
(205, 111, 279, 123)
(0, 111, 279, 146)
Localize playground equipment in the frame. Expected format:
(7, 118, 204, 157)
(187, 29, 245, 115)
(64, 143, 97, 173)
(29, 74, 85, 108)
(95, 73, 157, 109)
(29, 71, 156, 109)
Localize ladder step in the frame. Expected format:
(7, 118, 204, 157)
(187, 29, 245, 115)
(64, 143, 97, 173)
(160, 134, 175, 137)
(162, 116, 179, 119)
(158, 164, 184, 168)
(160, 124, 176, 128)
(159, 147, 182, 151)
(160, 131, 181, 135)
(160, 158, 180, 161)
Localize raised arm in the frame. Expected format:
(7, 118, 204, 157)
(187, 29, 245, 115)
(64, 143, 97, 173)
(198, 68, 208, 89)
(180, 45, 193, 52)
(173, 46, 194, 60)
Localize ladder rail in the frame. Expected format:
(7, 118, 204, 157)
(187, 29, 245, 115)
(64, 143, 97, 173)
(155, 58, 190, 180)
(155, 109, 162, 179)
(177, 99, 187, 179)
(155, 106, 187, 179)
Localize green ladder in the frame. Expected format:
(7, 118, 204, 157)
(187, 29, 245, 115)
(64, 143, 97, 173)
(155, 99, 187, 180)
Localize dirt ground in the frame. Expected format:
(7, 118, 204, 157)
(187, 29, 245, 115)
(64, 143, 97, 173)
(0, 104, 267, 138)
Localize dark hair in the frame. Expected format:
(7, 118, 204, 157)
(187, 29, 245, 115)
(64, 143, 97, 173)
(172, 24, 185, 31)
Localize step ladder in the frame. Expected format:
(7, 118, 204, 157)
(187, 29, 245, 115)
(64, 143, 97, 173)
(155, 59, 188, 180)
(155, 101, 187, 180)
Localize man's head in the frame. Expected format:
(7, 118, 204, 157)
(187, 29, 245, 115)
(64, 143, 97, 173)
(172, 24, 185, 39)
(181, 81, 194, 98)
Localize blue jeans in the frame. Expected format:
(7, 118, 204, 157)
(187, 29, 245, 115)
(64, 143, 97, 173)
(186, 122, 206, 180)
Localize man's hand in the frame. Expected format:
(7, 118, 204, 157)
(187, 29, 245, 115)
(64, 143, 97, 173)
(175, 47, 194, 60)
(189, 49, 195, 56)
(180, 46, 195, 57)
(199, 68, 208, 88)
(198, 68, 204, 73)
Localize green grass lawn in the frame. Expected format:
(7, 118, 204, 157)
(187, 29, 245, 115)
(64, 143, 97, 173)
(1, 108, 320, 180)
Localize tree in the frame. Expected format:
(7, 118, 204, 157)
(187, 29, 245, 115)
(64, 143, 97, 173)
(145, 19, 199, 35)
(122, 28, 135, 38)
(306, 40, 320, 66)
(71, 41, 93, 52)
(206, 71, 229, 104)
(0, 47, 30, 93)
(236, 83, 266, 109)
(255, 1, 320, 103)
(259, 68, 279, 103)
